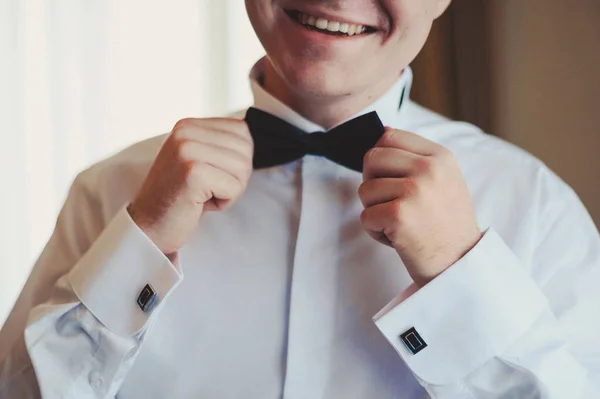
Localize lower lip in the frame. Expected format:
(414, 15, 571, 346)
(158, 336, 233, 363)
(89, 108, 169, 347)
(281, 9, 373, 42)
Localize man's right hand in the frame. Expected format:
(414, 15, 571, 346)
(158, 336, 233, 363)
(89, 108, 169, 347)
(128, 118, 254, 256)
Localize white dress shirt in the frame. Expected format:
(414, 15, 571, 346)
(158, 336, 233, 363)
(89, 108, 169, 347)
(1, 58, 599, 399)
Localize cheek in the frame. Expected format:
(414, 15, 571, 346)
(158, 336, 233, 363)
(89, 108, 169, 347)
(380, 0, 436, 62)
(382, 0, 437, 34)
(245, 0, 276, 44)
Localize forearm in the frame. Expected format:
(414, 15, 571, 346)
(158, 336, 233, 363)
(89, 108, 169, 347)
(1, 206, 183, 399)
(374, 228, 600, 398)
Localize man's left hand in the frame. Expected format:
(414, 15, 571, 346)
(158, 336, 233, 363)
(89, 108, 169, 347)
(358, 127, 483, 287)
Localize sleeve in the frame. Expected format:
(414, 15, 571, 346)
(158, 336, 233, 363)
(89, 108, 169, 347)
(372, 169, 600, 398)
(0, 172, 183, 399)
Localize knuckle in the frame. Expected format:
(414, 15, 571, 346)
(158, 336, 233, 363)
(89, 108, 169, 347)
(177, 140, 196, 162)
(382, 128, 396, 144)
(241, 138, 255, 160)
(186, 162, 200, 181)
(357, 181, 369, 200)
(227, 149, 249, 172)
(359, 208, 369, 226)
(222, 176, 243, 200)
(189, 162, 209, 182)
(233, 178, 245, 196)
(364, 147, 380, 164)
(402, 177, 420, 197)
(241, 163, 253, 183)
(245, 160, 254, 179)
(233, 158, 251, 181)
(389, 199, 404, 221)
(228, 119, 252, 141)
(412, 157, 433, 175)
(247, 135, 255, 152)
(237, 119, 251, 133)
(437, 146, 454, 161)
(431, 149, 455, 177)
(172, 118, 195, 134)
(188, 164, 213, 200)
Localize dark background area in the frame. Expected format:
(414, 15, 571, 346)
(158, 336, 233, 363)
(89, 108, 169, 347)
(411, 0, 492, 133)
(411, 0, 600, 225)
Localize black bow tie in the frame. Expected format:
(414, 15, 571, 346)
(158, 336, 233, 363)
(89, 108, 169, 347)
(244, 107, 385, 172)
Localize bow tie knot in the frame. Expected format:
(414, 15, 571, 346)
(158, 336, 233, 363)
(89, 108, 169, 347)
(245, 107, 385, 172)
(303, 131, 329, 156)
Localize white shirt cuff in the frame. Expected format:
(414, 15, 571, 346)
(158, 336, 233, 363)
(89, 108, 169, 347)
(373, 228, 548, 385)
(68, 206, 183, 336)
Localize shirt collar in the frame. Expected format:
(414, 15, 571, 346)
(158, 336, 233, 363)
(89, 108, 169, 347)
(249, 57, 412, 133)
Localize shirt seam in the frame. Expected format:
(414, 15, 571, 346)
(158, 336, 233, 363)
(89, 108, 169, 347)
(460, 380, 477, 399)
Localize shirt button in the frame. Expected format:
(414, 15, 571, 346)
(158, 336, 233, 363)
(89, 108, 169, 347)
(89, 371, 103, 388)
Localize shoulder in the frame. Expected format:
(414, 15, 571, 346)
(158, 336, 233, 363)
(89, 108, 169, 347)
(406, 101, 536, 165)
(405, 101, 568, 187)
(404, 101, 580, 220)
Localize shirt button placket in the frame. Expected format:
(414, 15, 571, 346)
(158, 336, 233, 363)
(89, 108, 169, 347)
(281, 157, 336, 398)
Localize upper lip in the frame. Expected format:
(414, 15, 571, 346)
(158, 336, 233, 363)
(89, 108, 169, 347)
(285, 6, 382, 30)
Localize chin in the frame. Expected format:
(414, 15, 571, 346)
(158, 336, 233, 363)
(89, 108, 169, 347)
(274, 55, 358, 99)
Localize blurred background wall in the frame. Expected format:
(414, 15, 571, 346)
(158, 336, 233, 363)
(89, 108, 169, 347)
(0, 0, 265, 325)
(491, 0, 600, 226)
(1, 0, 599, 326)
(411, 0, 600, 223)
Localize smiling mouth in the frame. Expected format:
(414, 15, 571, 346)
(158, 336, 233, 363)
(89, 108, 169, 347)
(284, 9, 376, 37)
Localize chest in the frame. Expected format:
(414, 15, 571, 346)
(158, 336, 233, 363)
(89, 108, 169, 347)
(118, 157, 534, 398)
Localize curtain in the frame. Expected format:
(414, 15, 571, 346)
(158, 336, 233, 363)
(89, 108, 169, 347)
(410, 0, 492, 133)
(0, 0, 265, 325)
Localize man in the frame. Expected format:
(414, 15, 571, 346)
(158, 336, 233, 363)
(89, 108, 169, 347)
(1, 0, 599, 397)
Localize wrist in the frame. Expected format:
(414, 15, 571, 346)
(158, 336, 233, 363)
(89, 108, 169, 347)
(127, 202, 153, 232)
(403, 227, 484, 287)
(127, 202, 174, 256)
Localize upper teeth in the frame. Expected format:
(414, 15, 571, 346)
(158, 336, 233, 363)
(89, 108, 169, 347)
(298, 12, 366, 35)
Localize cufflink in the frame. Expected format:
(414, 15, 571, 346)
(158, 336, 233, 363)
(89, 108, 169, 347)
(400, 327, 427, 355)
(137, 284, 158, 312)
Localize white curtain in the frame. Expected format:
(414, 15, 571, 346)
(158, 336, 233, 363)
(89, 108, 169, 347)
(0, 0, 265, 325)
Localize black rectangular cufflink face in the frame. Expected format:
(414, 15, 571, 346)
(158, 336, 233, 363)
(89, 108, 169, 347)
(137, 284, 157, 313)
(400, 327, 427, 355)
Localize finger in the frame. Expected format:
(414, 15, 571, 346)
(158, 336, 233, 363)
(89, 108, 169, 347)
(189, 163, 243, 206)
(175, 118, 252, 143)
(358, 178, 410, 208)
(360, 200, 398, 236)
(177, 128, 253, 160)
(376, 127, 443, 156)
(200, 118, 252, 142)
(180, 141, 251, 185)
(365, 229, 394, 248)
(363, 147, 422, 181)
